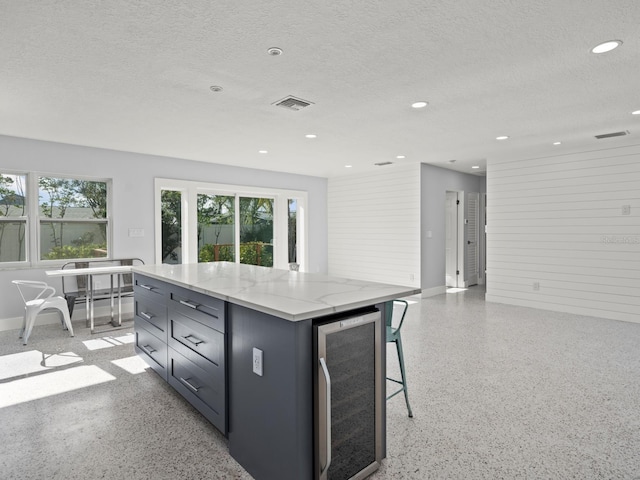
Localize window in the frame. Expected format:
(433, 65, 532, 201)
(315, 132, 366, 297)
(161, 190, 182, 264)
(0, 173, 27, 263)
(0, 172, 111, 266)
(239, 197, 273, 267)
(288, 198, 298, 265)
(156, 179, 307, 270)
(198, 194, 235, 263)
(38, 177, 109, 260)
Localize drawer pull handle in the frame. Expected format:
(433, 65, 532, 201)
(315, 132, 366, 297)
(179, 376, 200, 393)
(141, 345, 156, 355)
(179, 299, 199, 309)
(139, 284, 155, 291)
(183, 334, 204, 346)
(140, 311, 154, 320)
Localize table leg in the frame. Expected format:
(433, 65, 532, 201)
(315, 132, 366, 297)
(109, 274, 115, 326)
(117, 274, 123, 327)
(85, 275, 90, 328)
(89, 274, 95, 333)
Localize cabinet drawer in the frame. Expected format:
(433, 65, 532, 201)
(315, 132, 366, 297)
(169, 311, 224, 366)
(134, 274, 167, 301)
(135, 319, 168, 381)
(169, 286, 225, 333)
(135, 296, 167, 339)
(169, 348, 226, 434)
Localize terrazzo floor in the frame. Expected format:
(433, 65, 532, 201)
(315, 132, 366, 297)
(1, 286, 639, 479)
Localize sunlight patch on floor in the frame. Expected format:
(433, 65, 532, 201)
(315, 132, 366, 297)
(446, 288, 468, 293)
(0, 365, 115, 408)
(0, 350, 83, 381)
(111, 355, 149, 374)
(83, 332, 135, 351)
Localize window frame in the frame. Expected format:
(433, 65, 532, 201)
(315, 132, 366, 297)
(155, 178, 308, 271)
(0, 170, 29, 266)
(35, 173, 112, 264)
(0, 171, 113, 268)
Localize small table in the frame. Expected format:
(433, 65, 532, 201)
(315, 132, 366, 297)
(46, 265, 133, 333)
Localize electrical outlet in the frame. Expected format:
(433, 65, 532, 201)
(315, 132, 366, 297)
(533, 282, 540, 291)
(252, 348, 263, 376)
(622, 205, 631, 215)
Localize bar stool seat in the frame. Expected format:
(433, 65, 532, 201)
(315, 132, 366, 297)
(386, 299, 413, 417)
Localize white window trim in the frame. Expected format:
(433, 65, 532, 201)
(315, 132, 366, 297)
(155, 178, 309, 271)
(0, 170, 112, 268)
(35, 172, 112, 265)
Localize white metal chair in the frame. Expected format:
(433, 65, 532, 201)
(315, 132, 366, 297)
(12, 280, 74, 345)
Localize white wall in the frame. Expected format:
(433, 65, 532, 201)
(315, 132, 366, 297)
(0, 135, 328, 326)
(486, 144, 640, 323)
(328, 164, 421, 288)
(420, 163, 486, 293)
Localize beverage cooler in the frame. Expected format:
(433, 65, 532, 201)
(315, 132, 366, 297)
(314, 309, 383, 480)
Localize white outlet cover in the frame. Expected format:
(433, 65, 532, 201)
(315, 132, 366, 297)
(252, 347, 263, 376)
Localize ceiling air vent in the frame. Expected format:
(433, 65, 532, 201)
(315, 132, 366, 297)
(374, 161, 394, 166)
(595, 130, 630, 139)
(272, 96, 314, 111)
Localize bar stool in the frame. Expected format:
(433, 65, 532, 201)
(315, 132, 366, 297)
(386, 299, 413, 417)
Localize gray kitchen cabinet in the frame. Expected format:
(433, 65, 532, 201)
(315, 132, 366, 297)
(167, 284, 227, 433)
(133, 263, 419, 480)
(134, 274, 227, 435)
(134, 275, 169, 380)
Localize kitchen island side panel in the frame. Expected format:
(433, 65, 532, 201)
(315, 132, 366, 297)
(227, 303, 314, 480)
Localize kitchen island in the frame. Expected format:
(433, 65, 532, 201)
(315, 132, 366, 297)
(132, 262, 419, 480)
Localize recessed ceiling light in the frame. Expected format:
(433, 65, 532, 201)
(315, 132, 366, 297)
(209, 85, 223, 92)
(591, 40, 622, 54)
(267, 47, 283, 56)
(632, 110, 640, 115)
(448, 159, 456, 163)
(258, 150, 268, 154)
(553, 141, 562, 145)
(496, 136, 509, 140)
(305, 134, 317, 139)
(472, 166, 480, 169)
(411, 101, 428, 109)
(345, 165, 352, 168)
(396, 155, 406, 159)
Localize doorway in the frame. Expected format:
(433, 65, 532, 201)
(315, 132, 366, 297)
(445, 191, 459, 287)
(445, 190, 479, 288)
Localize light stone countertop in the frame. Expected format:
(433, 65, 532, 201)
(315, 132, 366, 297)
(133, 262, 420, 321)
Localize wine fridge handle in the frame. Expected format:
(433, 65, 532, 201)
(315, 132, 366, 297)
(319, 357, 332, 477)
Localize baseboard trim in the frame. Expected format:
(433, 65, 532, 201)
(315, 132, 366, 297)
(421, 286, 447, 298)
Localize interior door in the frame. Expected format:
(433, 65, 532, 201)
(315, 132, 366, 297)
(465, 192, 480, 287)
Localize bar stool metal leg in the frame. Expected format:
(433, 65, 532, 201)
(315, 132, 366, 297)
(395, 335, 413, 417)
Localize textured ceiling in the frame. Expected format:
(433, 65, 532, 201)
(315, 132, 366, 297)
(1, 0, 639, 178)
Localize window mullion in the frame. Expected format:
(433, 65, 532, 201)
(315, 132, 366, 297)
(234, 195, 240, 263)
(29, 172, 39, 264)
(186, 188, 198, 263)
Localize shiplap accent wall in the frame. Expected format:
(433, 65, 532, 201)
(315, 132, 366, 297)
(328, 164, 420, 288)
(486, 144, 640, 323)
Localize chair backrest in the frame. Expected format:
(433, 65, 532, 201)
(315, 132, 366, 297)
(387, 299, 409, 332)
(12, 280, 55, 304)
